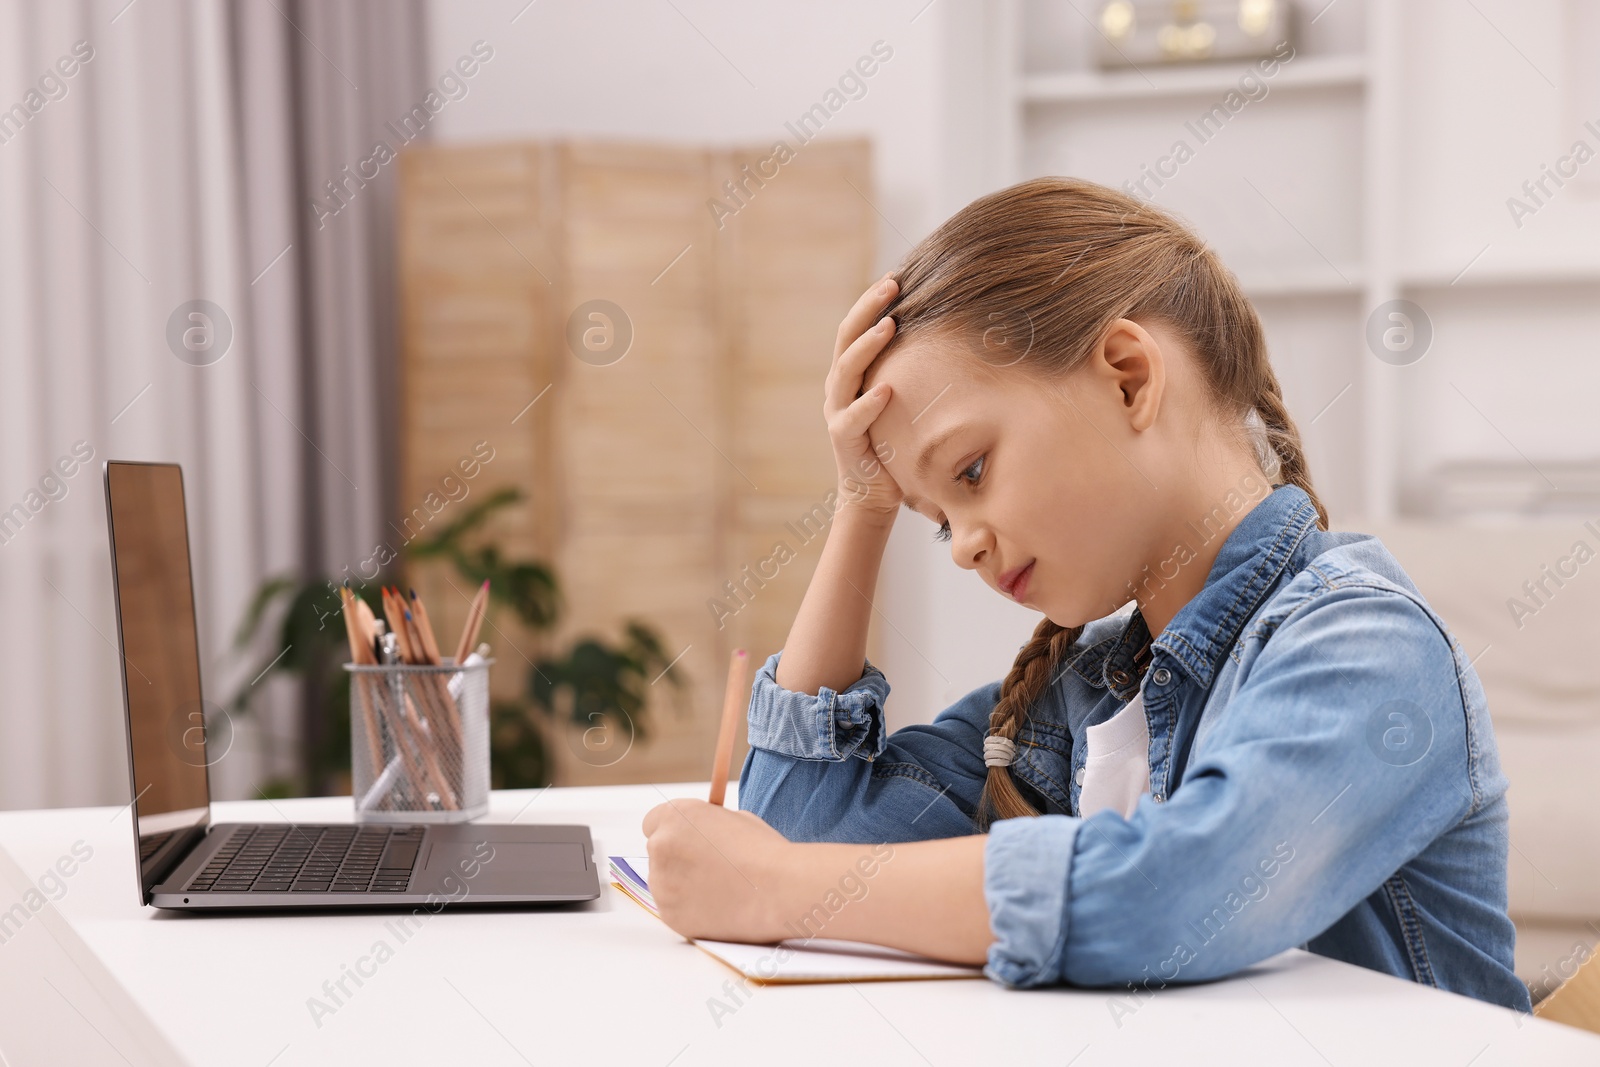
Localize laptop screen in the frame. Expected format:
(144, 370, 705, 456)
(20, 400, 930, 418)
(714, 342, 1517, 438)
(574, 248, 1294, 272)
(104, 462, 211, 898)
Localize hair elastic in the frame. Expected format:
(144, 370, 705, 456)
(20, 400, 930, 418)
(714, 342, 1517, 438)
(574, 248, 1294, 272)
(984, 734, 1018, 768)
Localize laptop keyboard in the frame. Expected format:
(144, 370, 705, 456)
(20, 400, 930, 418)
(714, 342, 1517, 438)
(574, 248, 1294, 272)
(184, 825, 423, 894)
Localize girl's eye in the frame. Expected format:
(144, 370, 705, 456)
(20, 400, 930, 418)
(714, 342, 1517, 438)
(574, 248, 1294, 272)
(934, 457, 979, 547)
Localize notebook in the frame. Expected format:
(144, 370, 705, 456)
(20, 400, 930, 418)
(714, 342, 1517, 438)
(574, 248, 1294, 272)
(608, 856, 985, 984)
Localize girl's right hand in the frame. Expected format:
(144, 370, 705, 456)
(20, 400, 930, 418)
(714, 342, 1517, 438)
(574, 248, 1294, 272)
(824, 274, 902, 521)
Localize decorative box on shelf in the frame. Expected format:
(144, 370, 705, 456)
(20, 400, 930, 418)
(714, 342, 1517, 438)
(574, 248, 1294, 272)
(1094, 0, 1294, 68)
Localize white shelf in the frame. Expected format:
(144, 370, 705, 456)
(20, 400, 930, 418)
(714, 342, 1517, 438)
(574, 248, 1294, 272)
(1019, 53, 1367, 105)
(1400, 265, 1600, 290)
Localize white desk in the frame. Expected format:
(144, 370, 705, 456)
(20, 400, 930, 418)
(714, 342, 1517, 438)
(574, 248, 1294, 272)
(0, 784, 1595, 1066)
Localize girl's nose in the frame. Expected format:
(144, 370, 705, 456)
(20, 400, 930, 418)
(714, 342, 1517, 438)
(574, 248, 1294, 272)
(951, 522, 991, 570)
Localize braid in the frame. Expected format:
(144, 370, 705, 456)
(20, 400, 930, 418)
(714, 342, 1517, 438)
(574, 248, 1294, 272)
(1195, 241, 1330, 533)
(978, 616, 1085, 828)
(1250, 375, 1329, 531)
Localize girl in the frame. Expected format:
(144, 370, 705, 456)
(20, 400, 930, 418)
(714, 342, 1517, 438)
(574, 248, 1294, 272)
(641, 177, 1531, 1013)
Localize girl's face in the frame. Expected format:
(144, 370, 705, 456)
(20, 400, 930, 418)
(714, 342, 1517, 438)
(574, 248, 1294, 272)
(862, 317, 1218, 631)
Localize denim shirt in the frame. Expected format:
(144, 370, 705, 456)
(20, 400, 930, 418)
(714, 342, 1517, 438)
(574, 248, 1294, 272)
(737, 484, 1531, 1013)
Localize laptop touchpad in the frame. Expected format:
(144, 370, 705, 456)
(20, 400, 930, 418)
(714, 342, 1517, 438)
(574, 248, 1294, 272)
(430, 841, 585, 872)
(425, 840, 588, 880)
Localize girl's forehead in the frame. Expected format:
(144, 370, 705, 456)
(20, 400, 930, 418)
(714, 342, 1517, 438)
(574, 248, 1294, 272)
(864, 335, 986, 395)
(868, 372, 970, 450)
(867, 332, 1068, 468)
(871, 337, 1044, 426)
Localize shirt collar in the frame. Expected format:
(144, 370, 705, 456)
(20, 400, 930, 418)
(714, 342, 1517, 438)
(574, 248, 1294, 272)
(1065, 483, 1321, 699)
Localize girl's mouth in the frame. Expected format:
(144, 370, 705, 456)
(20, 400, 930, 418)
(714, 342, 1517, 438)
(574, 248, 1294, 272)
(999, 560, 1034, 602)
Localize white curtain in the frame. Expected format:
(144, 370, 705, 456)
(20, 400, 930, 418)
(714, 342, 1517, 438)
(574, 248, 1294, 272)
(0, 0, 424, 809)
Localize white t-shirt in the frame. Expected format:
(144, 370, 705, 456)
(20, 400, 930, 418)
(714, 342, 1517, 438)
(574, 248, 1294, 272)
(1076, 681, 1152, 819)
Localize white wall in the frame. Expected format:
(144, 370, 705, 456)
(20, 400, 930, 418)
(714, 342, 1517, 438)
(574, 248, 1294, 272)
(425, 0, 943, 244)
(424, 0, 1045, 729)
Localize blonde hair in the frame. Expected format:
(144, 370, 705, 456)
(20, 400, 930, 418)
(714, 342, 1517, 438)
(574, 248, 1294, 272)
(879, 177, 1327, 826)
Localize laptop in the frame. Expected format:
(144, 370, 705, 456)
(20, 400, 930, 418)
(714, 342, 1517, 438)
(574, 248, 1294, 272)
(103, 460, 600, 910)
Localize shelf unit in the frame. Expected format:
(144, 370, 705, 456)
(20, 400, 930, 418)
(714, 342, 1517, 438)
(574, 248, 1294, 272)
(989, 0, 1600, 521)
(1019, 51, 1367, 104)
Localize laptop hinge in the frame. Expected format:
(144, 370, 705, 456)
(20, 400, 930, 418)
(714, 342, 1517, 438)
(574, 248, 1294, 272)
(144, 822, 213, 901)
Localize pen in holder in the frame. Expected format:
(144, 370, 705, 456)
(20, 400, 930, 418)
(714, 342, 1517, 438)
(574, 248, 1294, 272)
(344, 656, 492, 822)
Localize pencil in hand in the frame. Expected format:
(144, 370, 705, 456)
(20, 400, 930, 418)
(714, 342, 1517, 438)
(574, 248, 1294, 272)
(708, 648, 750, 807)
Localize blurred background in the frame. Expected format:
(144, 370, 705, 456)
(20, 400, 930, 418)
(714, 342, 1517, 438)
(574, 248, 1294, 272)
(0, 0, 1597, 997)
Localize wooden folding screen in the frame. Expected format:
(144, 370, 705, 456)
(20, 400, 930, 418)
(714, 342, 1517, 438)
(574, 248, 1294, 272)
(397, 138, 874, 785)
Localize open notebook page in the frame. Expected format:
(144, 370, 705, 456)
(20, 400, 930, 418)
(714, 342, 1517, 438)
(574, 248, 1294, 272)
(609, 856, 985, 984)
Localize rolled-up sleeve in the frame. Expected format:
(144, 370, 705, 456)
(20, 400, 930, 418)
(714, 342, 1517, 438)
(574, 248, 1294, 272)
(983, 814, 1083, 987)
(739, 650, 996, 844)
(745, 650, 890, 761)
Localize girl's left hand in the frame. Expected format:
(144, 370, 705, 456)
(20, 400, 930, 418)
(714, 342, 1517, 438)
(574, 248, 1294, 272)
(641, 799, 792, 943)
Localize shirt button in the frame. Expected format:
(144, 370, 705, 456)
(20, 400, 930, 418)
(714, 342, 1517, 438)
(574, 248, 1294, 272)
(1075, 766, 1085, 786)
(1111, 670, 1130, 685)
(1152, 668, 1171, 686)
(1153, 793, 1165, 803)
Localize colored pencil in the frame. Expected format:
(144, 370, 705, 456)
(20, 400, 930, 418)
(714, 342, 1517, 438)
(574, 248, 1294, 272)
(453, 580, 490, 665)
(378, 586, 457, 807)
(408, 588, 443, 663)
(341, 586, 387, 793)
(409, 588, 465, 760)
(353, 595, 381, 661)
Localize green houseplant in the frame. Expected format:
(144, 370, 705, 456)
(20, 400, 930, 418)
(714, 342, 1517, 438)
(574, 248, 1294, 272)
(230, 487, 686, 797)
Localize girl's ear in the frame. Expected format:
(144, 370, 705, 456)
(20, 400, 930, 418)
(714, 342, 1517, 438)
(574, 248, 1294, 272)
(1096, 318, 1166, 433)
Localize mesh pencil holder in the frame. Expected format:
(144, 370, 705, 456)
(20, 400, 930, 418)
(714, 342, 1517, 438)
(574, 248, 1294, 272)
(344, 659, 492, 823)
